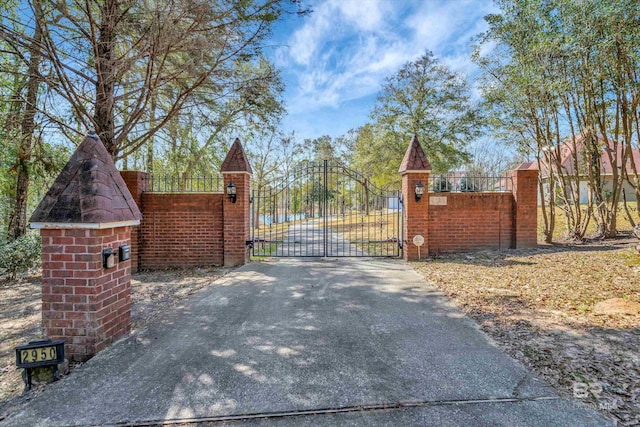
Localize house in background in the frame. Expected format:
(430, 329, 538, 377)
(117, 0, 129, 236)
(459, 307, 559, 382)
(540, 134, 640, 204)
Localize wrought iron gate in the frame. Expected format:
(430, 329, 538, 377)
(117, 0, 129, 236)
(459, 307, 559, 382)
(250, 160, 402, 257)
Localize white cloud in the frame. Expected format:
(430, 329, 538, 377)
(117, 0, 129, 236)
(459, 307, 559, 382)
(286, 5, 332, 66)
(285, 0, 390, 66)
(274, 0, 496, 132)
(333, 0, 388, 31)
(406, 3, 458, 52)
(365, 47, 410, 73)
(288, 34, 410, 111)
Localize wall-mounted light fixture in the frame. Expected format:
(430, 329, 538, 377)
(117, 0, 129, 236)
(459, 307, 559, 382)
(415, 181, 425, 202)
(226, 182, 237, 203)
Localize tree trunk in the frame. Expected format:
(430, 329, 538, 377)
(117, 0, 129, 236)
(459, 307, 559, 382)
(94, 0, 118, 157)
(7, 2, 42, 240)
(539, 173, 554, 244)
(146, 95, 157, 173)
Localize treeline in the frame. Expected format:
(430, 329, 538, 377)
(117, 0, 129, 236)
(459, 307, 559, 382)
(475, 0, 640, 240)
(334, 0, 640, 240)
(251, 51, 514, 196)
(0, 0, 305, 241)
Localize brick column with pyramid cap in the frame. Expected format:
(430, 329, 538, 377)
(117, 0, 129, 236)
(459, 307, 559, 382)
(221, 138, 252, 267)
(399, 136, 431, 261)
(30, 133, 141, 361)
(511, 162, 538, 248)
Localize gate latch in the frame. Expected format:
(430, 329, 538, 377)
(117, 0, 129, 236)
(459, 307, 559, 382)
(246, 240, 254, 249)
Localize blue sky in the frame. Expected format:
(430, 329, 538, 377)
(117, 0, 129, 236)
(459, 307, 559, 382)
(267, 0, 498, 142)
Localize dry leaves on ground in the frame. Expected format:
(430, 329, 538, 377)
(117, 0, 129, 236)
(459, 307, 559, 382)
(0, 266, 227, 420)
(412, 239, 640, 426)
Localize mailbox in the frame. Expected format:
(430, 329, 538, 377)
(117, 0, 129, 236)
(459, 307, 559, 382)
(102, 248, 115, 269)
(119, 245, 130, 261)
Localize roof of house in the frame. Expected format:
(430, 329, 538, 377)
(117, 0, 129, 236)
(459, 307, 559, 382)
(30, 134, 142, 224)
(515, 162, 537, 171)
(398, 135, 431, 173)
(540, 134, 640, 178)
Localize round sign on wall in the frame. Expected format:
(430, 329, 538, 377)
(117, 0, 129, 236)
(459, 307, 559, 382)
(413, 235, 424, 246)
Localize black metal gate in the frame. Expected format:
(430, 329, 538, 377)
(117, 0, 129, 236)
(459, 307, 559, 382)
(250, 160, 402, 257)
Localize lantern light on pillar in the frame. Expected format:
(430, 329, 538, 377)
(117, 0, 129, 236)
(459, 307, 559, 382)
(415, 181, 425, 202)
(226, 182, 237, 203)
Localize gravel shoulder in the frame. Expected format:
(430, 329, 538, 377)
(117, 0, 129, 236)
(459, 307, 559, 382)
(411, 238, 640, 426)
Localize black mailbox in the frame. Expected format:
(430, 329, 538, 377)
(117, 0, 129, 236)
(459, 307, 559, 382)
(102, 248, 115, 269)
(119, 245, 130, 261)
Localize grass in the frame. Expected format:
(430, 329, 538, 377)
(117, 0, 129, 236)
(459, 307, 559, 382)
(414, 249, 639, 315)
(410, 244, 640, 424)
(250, 242, 279, 259)
(540, 202, 637, 241)
(326, 211, 400, 256)
(620, 250, 640, 267)
(252, 219, 291, 239)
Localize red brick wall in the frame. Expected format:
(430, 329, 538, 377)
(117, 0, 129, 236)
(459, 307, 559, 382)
(512, 168, 538, 248)
(40, 226, 132, 361)
(401, 164, 537, 260)
(428, 193, 514, 254)
(120, 171, 149, 272)
(139, 193, 224, 269)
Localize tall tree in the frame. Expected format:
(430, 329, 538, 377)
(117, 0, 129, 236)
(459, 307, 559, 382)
(0, 0, 299, 159)
(245, 130, 300, 224)
(474, 0, 566, 242)
(0, 0, 302, 238)
(476, 0, 640, 240)
(367, 51, 483, 178)
(0, 0, 47, 239)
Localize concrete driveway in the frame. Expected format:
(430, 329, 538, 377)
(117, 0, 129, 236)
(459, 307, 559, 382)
(275, 219, 366, 256)
(3, 258, 611, 426)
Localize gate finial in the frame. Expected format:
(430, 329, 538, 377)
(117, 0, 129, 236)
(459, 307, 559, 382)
(221, 138, 253, 174)
(399, 135, 431, 174)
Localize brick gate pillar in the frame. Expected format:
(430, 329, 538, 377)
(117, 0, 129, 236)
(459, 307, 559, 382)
(120, 171, 149, 272)
(399, 136, 432, 261)
(30, 134, 141, 361)
(511, 162, 538, 248)
(221, 138, 253, 267)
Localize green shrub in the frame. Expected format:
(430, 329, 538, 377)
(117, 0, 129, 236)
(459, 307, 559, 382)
(0, 234, 42, 279)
